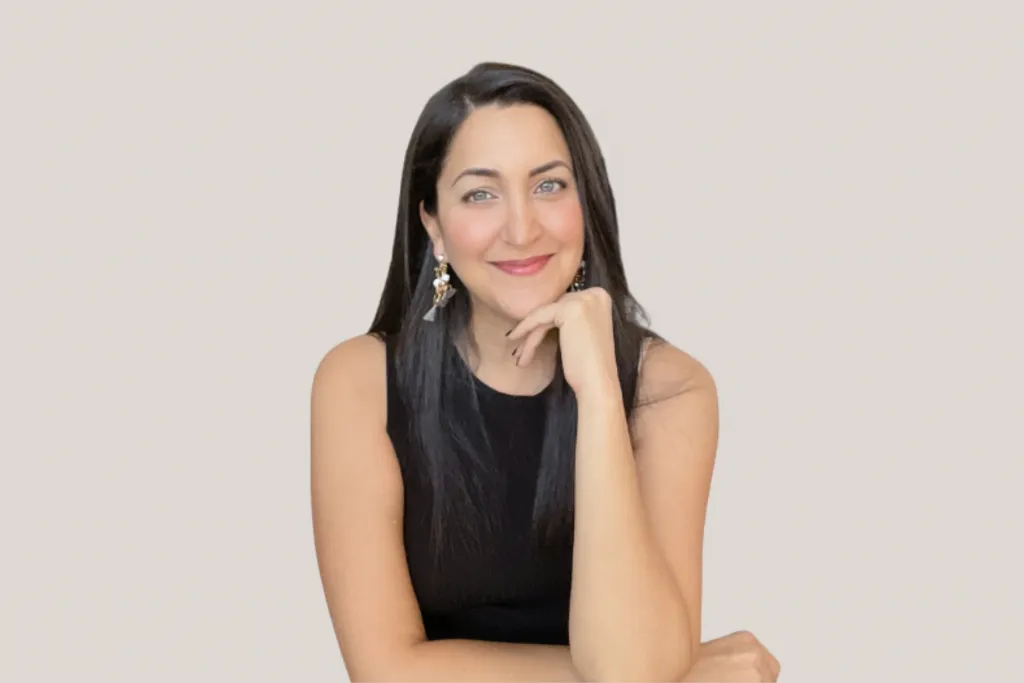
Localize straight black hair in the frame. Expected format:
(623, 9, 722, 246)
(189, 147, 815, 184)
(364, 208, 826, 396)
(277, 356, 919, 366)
(368, 61, 658, 568)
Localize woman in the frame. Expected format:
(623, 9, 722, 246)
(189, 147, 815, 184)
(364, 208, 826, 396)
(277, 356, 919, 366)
(311, 62, 780, 681)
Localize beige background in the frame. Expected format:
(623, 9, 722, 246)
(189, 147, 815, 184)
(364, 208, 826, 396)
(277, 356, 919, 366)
(2, 2, 1021, 681)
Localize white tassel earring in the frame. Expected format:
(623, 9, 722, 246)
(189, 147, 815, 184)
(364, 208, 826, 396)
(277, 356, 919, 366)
(422, 253, 456, 321)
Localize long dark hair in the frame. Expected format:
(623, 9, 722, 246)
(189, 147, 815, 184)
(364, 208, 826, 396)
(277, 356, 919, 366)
(368, 61, 657, 566)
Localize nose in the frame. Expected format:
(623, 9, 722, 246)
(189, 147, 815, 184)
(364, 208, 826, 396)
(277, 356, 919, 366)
(502, 193, 541, 247)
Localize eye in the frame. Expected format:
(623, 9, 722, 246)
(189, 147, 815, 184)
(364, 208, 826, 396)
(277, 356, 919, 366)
(462, 189, 496, 203)
(536, 178, 567, 194)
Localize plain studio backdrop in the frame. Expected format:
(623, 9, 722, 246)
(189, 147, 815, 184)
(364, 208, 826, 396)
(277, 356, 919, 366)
(1, 2, 1020, 681)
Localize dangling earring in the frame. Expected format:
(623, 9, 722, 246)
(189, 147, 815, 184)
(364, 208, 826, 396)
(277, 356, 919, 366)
(422, 253, 456, 321)
(570, 259, 586, 292)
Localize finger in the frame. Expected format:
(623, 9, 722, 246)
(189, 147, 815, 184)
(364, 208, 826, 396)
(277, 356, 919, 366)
(506, 302, 562, 341)
(514, 324, 554, 367)
(715, 630, 750, 655)
(758, 654, 778, 682)
(752, 638, 780, 681)
(750, 658, 768, 682)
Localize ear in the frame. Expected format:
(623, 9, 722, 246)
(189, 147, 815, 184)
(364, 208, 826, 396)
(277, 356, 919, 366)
(419, 200, 445, 257)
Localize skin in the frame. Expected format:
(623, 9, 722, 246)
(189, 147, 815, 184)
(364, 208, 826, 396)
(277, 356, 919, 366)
(685, 631, 782, 682)
(310, 103, 781, 681)
(419, 103, 584, 396)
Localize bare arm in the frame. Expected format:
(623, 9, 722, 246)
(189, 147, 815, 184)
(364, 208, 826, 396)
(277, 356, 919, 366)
(388, 641, 581, 682)
(568, 340, 718, 681)
(310, 335, 584, 682)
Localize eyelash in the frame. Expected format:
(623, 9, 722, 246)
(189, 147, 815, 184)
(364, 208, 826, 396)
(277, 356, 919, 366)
(461, 177, 568, 204)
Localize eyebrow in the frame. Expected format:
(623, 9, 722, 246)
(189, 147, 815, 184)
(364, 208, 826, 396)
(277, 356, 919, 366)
(450, 159, 571, 187)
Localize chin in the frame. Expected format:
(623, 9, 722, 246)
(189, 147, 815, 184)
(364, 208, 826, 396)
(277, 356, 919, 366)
(497, 287, 566, 320)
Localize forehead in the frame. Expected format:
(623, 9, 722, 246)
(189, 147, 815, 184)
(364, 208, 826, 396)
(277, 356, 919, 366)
(442, 103, 572, 175)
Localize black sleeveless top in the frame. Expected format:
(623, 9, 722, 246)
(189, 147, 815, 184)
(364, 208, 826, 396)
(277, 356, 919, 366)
(383, 335, 573, 645)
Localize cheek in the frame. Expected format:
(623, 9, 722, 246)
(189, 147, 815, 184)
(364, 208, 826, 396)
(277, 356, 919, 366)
(439, 207, 501, 260)
(538, 198, 585, 245)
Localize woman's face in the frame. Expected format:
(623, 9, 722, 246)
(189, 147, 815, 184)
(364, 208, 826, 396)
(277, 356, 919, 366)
(420, 103, 585, 323)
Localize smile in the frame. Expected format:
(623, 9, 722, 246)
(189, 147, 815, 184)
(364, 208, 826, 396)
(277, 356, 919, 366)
(491, 254, 554, 276)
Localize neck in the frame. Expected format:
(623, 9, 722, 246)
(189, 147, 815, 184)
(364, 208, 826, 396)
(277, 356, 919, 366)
(459, 297, 559, 396)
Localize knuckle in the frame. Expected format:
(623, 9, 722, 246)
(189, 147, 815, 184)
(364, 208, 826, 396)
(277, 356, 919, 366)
(581, 287, 611, 311)
(736, 629, 758, 645)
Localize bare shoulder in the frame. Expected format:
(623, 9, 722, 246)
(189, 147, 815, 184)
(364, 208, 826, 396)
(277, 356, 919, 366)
(309, 332, 395, 489)
(309, 331, 395, 497)
(636, 336, 717, 408)
(630, 336, 719, 458)
(313, 333, 387, 397)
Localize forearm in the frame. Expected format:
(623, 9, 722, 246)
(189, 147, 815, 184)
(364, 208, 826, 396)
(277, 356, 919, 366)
(368, 639, 583, 682)
(569, 386, 693, 681)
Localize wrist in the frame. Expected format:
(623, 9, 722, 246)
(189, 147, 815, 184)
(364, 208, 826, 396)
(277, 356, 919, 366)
(574, 372, 623, 410)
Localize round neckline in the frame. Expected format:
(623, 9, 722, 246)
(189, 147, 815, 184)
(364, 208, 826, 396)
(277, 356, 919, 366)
(452, 343, 553, 400)
(470, 371, 553, 401)
(447, 334, 555, 401)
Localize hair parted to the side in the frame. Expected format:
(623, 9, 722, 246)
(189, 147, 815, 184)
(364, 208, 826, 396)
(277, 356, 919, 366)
(368, 61, 660, 569)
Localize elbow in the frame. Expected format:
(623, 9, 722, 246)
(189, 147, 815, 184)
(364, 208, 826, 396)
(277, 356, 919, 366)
(572, 643, 691, 683)
(343, 662, 393, 683)
(575, 659, 688, 683)
(345, 663, 409, 683)
(571, 616, 694, 682)
(343, 646, 418, 683)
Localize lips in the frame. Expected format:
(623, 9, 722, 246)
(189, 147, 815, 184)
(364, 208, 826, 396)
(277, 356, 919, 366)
(492, 254, 554, 275)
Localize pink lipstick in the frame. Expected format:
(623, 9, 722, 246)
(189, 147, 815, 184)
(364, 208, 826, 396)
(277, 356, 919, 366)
(491, 254, 554, 276)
